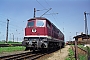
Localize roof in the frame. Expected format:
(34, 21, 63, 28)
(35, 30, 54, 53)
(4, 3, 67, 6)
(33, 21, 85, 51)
(73, 34, 90, 38)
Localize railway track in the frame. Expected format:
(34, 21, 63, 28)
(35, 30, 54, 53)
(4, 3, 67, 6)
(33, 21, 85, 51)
(0, 51, 46, 60)
(0, 45, 61, 60)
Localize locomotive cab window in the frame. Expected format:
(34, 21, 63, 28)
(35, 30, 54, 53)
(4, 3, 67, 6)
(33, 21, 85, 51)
(47, 23, 50, 28)
(36, 20, 45, 27)
(27, 21, 34, 27)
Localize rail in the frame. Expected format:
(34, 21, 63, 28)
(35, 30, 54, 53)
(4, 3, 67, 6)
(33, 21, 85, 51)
(0, 51, 46, 60)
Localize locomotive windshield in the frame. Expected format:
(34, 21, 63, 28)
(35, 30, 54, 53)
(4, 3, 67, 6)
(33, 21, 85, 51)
(36, 20, 45, 27)
(27, 21, 34, 27)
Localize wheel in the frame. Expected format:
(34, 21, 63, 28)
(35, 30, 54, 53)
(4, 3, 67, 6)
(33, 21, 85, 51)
(25, 47, 29, 51)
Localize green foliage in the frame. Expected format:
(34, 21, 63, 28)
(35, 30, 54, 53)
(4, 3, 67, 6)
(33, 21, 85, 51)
(77, 45, 90, 60)
(65, 48, 75, 60)
(78, 45, 88, 50)
(0, 41, 5, 44)
(0, 46, 25, 53)
(78, 54, 87, 60)
(78, 45, 90, 55)
(68, 48, 74, 56)
(7, 41, 22, 44)
(86, 46, 90, 57)
(66, 45, 90, 60)
(0, 41, 22, 44)
(65, 57, 71, 60)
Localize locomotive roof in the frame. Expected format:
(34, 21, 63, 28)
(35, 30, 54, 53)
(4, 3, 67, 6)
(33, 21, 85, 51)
(28, 17, 56, 28)
(28, 17, 49, 21)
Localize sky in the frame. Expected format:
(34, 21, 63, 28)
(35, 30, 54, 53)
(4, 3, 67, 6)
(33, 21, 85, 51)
(0, 0, 90, 42)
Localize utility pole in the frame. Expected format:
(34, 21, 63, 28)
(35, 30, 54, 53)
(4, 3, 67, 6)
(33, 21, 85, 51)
(6, 19, 9, 43)
(74, 36, 78, 60)
(34, 8, 36, 18)
(84, 11, 90, 35)
(69, 32, 71, 41)
(33, 8, 53, 17)
(84, 11, 88, 35)
(84, 11, 90, 60)
(76, 32, 78, 36)
(75, 39, 78, 60)
(13, 34, 14, 42)
(33, 8, 41, 17)
(17, 37, 18, 42)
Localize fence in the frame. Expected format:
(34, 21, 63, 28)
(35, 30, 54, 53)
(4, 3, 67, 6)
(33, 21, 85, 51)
(71, 45, 90, 60)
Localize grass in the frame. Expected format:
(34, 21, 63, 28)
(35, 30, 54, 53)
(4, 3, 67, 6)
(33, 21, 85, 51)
(78, 45, 87, 50)
(0, 46, 25, 53)
(66, 45, 89, 60)
(65, 45, 89, 60)
(78, 54, 87, 60)
(65, 48, 75, 60)
(0, 41, 22, 44)
(78, 44, 90, 56)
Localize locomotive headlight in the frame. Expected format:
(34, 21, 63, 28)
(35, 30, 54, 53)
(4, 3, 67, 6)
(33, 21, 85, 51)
(24, 39, 28, 41)
(24, 37, 28, 41)
(32, 28, 36, 32)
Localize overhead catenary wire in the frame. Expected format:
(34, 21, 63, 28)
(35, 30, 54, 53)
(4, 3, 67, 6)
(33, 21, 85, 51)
(0, 15, 25, 29)
(36, 0, 61, 30)
(0, 14, 25, 27)
(36, 0, 46, 9)
(0, 20, 23, 32)
(0, 21, 6, 24)
(40, 8, 52, 17)
(44, 0, 59, 20)
(35, 0, 56, 17)
(44, 0, 64, 32)
(0, 16, 24, 41)
(1, 22, 23, 31)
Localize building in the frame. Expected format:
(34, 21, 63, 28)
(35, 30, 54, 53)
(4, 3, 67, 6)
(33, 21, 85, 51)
(73, 33, 90, 44)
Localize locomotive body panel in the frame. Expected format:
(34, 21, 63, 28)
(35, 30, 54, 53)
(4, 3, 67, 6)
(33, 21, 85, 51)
(25, 27, 46, 36)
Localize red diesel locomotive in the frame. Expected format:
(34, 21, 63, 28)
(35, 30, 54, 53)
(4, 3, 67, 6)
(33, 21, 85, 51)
(22, 17, 65, 51)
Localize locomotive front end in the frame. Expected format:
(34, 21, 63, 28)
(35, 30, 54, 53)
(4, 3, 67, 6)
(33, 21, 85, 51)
(22, 17, 48, 51)
(22, 37, 48, 51)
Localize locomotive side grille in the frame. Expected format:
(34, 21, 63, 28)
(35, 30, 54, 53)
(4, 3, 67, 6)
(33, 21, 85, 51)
(32, 41, 37, 48)
(32, 40, 37, 45)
